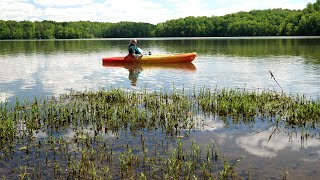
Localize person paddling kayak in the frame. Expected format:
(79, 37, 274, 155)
(128, 39, 143, 60)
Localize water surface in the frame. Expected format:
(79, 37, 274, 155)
(0, 37, 320, 179)
(1, 37, 319, 102)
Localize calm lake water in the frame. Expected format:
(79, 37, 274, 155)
(1, 37, 320, 102)
(0, 37, 320, 179)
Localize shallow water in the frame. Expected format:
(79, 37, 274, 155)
(0, 37, 320, 102)
(0, 37, 320, 179)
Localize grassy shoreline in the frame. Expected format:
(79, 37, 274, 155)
(0, 87, 319, 179)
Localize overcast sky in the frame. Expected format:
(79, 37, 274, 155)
(0, 0, 316, 24)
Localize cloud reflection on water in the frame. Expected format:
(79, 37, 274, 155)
(235, 129, 320, 158)
(196, 116, 320, 160)
(0, 91, 14, 102)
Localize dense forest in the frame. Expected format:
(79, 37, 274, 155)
(0, 1, 319, 39)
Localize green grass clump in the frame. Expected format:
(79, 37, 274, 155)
(198, 88, 320, 125)
(0, 87, 319, 179)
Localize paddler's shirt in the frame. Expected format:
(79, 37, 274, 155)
(128, 44, 142, 56)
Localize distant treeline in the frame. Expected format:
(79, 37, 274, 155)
(0, 1, 319, 39)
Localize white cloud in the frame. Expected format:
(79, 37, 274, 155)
(172, 0, 214, 18)
(0, 0, 42, 21)
(33, 0, 93, 7)
(0, 0, 316, 23)
(97, 0, 171, 23)
(213, 0, 313, 16)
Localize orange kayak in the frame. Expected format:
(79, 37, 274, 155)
(102, 52, 197, 63)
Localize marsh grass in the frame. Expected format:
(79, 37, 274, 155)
(0, 87, 319, 179)
(198, 88, 320, 126)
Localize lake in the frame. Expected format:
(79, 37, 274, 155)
(1, 37, 320, 102)
(0, 37, 320, 179)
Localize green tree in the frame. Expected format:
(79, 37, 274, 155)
(1, 0, 319, 39)
(22, 21, 35, 39)
(0, 21, 10, 39)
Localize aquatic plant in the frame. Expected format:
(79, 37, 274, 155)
(0, 87, 319, 179)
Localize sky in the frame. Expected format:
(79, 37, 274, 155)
(0, 0, 316, 24)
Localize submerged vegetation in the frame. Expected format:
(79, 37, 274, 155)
(0, 87, 319, 179)
(0, 1, 319, 39)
